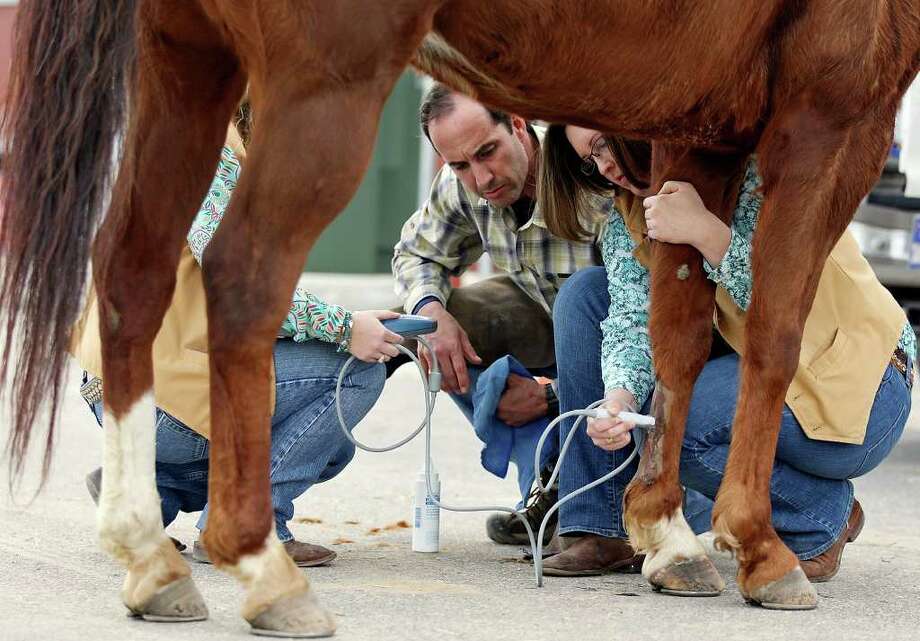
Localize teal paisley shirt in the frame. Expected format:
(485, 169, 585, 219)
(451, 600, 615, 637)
(186, 146, 350, 344)
(601, 161, 917, 408)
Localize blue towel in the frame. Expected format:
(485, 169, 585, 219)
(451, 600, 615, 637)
(471, 355, 559, 500)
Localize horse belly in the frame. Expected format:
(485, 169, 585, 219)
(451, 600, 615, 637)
(423, 0, 775, 141)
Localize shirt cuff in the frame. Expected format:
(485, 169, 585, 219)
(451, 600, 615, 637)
(602, 374, 653, 412)
(412, 295, 442, 316)
(702, 227, 738, 285)
(403, 284, 449, 315)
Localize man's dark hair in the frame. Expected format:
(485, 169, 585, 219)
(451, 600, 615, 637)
(419, 82, 513, 144)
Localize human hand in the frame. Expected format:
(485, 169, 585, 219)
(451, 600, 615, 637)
(586, 389, 638, 451)
(497, 374, 548, 426)
(416, 301, 482, 393)
(348, 310, 404, 363)
(642, 181, 714, 246)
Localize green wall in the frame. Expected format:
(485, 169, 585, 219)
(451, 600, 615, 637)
(305, 72, 424, 273)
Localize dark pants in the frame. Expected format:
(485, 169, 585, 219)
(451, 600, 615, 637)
(394, 275, 556, 371)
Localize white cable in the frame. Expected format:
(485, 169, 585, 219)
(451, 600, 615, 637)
(529, 403, 654, 585)
(334, 338, 655, 587)
(336, 343, 436, 453)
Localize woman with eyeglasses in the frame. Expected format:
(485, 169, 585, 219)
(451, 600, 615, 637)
(535, 123, 914, 582)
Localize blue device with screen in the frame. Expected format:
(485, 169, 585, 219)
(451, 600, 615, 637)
(381, 314, 438, 338)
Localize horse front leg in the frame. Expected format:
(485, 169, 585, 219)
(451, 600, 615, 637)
(623, 241, 725, 596)
(198, 6, 436, 631)
(624, 147, 749, 596)
(712, 104, 898, 609)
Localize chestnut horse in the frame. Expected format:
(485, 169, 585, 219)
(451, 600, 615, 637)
(2, 0, 917, 636)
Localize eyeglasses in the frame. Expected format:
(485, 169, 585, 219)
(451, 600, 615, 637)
(580, 136, 613, 177)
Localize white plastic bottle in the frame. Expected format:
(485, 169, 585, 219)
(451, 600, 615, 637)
(411, 463, 441, 552)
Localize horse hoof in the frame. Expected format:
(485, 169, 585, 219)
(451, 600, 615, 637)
(743, 566, 817, 611)
(128, 576, 209, 622)
(249, 590, 336, 638)
(649, 556, 725, 597)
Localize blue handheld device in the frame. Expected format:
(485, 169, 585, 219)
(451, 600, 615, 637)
(381, 314, 438, 338)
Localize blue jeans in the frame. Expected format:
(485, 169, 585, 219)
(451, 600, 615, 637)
(553, 267, 911, 557)
(87, 338, 385, 542)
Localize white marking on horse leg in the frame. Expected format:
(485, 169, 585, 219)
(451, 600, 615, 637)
(98, 391, 163, 562)
(224, 528, 311, 622)
(638, 507, 709, 579)
(97, 391, 189, 609)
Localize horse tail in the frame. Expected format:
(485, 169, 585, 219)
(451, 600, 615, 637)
(1, 0, 139, 488)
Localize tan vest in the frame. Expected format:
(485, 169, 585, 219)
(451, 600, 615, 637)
(617, 194, 906, 445)
(71, 125, 276, 440)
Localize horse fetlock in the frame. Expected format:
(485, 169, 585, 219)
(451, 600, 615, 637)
(742, 566, 817, 611)
(248, 590, 336, 638)
(711, 487, 771, 559)
(711, 513, 742, 558)
(624, 506, 671, 554)
(624, 480, 683, 553)
(120, 537, 193, 614)
(638, 507, 713, 569)
(98, 509, 163, 566)
(225, 534, 313, 623)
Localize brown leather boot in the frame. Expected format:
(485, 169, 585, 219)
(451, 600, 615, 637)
(282, 539, 337, 567)
(800, 500, 864, 583)
(193, 539, 336, 567)
(542, 534, 644, 576)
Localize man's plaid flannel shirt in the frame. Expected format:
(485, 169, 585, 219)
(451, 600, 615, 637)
(393, 162, 609, 316)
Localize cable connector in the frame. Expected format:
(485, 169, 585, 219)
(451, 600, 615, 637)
(428, 371, 442, 392)
(587, 408, 656, 427)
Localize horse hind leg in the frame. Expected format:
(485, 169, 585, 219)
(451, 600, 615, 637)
(197, 9, 437, 637)
(94, 0, 244, 620)
(97, 395, 207, 621)
(198, 90, 386, 640)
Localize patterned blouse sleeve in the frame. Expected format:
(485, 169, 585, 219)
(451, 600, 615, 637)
(186, 146, 241, 264)
(185, 146, 351, 344)
(701, 162, 762, 311)
(600, 213, 655, 407)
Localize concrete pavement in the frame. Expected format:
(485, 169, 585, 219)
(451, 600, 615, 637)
(1, 274, 919, 640)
